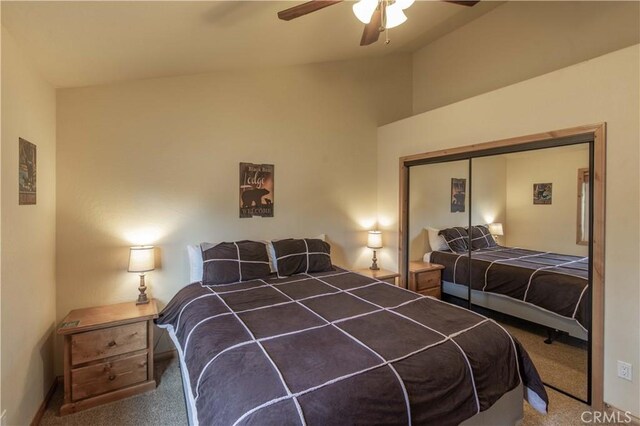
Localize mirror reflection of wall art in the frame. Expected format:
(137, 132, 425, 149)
(239, 162, 274, 218)
(450, 178, 466, 213)
(19, 138, 37, 205)
(533, 183, 553, 205)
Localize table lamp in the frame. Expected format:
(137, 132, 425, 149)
(488, 223, 504, 243)
(128, 246, 155, 305)
(367, 230, 383, 270)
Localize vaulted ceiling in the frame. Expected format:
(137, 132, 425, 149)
(1, 1, 501, 88)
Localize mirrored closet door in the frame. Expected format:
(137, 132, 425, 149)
(403, 133, 598, 404)
(469, 144, 590, 402)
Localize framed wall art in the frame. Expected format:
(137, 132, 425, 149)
(533, 183, 553, 205)
(450, 178, 466, 213)
(19, 138, 37, 205)
(239, 163, 274, 218)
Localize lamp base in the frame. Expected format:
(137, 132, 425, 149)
(136, 274, 150, 305)
(369, 250, 380, 270)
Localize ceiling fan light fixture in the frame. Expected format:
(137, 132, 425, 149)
(384, 3, 407, 29)
(353, 0, 379, 24)
(395, 0, 415, 9)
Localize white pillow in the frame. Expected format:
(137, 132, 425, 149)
(426, 227, 448, 252)
(187, 244, 204, 283)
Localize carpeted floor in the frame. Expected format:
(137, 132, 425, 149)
(41, 357, 187, 426)
(41, 354, 594, 426)
(503, 321, 588, 401)
(468, 304, 589, 402)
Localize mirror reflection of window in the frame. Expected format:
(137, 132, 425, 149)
(577, 168, 590, 245)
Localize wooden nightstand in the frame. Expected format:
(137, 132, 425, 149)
(57, 300, 159, 415)
(357, 268, 400, 285)
(408, 262, 445, 299)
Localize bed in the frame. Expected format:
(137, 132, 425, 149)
(156, 267, 548, 426)
(425, 246, 589, 340)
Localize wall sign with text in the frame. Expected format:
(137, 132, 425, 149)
(239, 163, 274, 218)
(19, 138, 37, 205)
(450, 178, 466, 213)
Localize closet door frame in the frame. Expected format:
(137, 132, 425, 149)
(398, 123, 606, 410)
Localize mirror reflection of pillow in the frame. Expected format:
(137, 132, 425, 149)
(426, 227, 449, 252)
(438, 227, 469, 253)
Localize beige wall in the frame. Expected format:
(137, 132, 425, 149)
(377, 45, 640, 416)
(408, 156, 507, 260)
(55, 55, 412, 369)
(504, 146, 589, 256)
(1, 27, 57, 426)
(412, 1, 640, 114)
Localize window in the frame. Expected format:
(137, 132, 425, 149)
(577, 168, 589, 245)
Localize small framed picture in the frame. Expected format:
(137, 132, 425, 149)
(451, 178, 466, 213)
(19, 138, 37, 205)
(533, 183, 552, 205)
(239, 163, 274, 218)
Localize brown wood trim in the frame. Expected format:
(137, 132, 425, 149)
(399, 123, 604, 164)
(398, 123, 606, 409)
(154, 348, 177, 363)
(591, 123, 606, 411)
(398, 157, 409, 287)
(30, 376, 60, 426)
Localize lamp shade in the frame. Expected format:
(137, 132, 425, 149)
(384, 3, 407, 29)
(367, 231, 383, 249)
(488, 223, 504, 236)
(353, 0, 378, 24)
(128, 246, 155, 273)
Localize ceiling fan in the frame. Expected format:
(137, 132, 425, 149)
(278, 0, 480, 46)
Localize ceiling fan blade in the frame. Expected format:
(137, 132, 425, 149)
(360, 8, 382, 46)
(277, 1, 343, 21)
(443, 0, 480, 6)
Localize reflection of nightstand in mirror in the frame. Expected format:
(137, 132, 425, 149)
(357, 268, 400, 285)
(408, 262, 445, 299)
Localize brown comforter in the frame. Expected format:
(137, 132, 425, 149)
(156, 268, 548, 426)
(430, 247, 589, 331)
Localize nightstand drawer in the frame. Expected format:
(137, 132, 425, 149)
(419, 286, 441, 299)
(71, 352, 148, 401)
(416, 271, 440, 291)
(71, 321, 147, 365)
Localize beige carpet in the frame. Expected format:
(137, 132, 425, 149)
(503, 322, 588, 401)
(41, 357, 187, 426)
(41, 354, 595, 425)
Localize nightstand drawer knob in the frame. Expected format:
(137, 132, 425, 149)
(108, 374, 116, 381)
(108, 340, 117, 347)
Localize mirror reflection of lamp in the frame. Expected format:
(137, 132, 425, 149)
(128, 246, 155, 305)
(488, 223, 504, 244)
(367, 231, 383, 270)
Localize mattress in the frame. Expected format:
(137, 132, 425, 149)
(427, 246, 589, 332)
(156, 267, 548, 426)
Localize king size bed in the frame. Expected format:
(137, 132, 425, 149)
(157, 239, 548, 426)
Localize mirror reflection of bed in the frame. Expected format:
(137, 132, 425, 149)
(408, 144, 591, 402)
